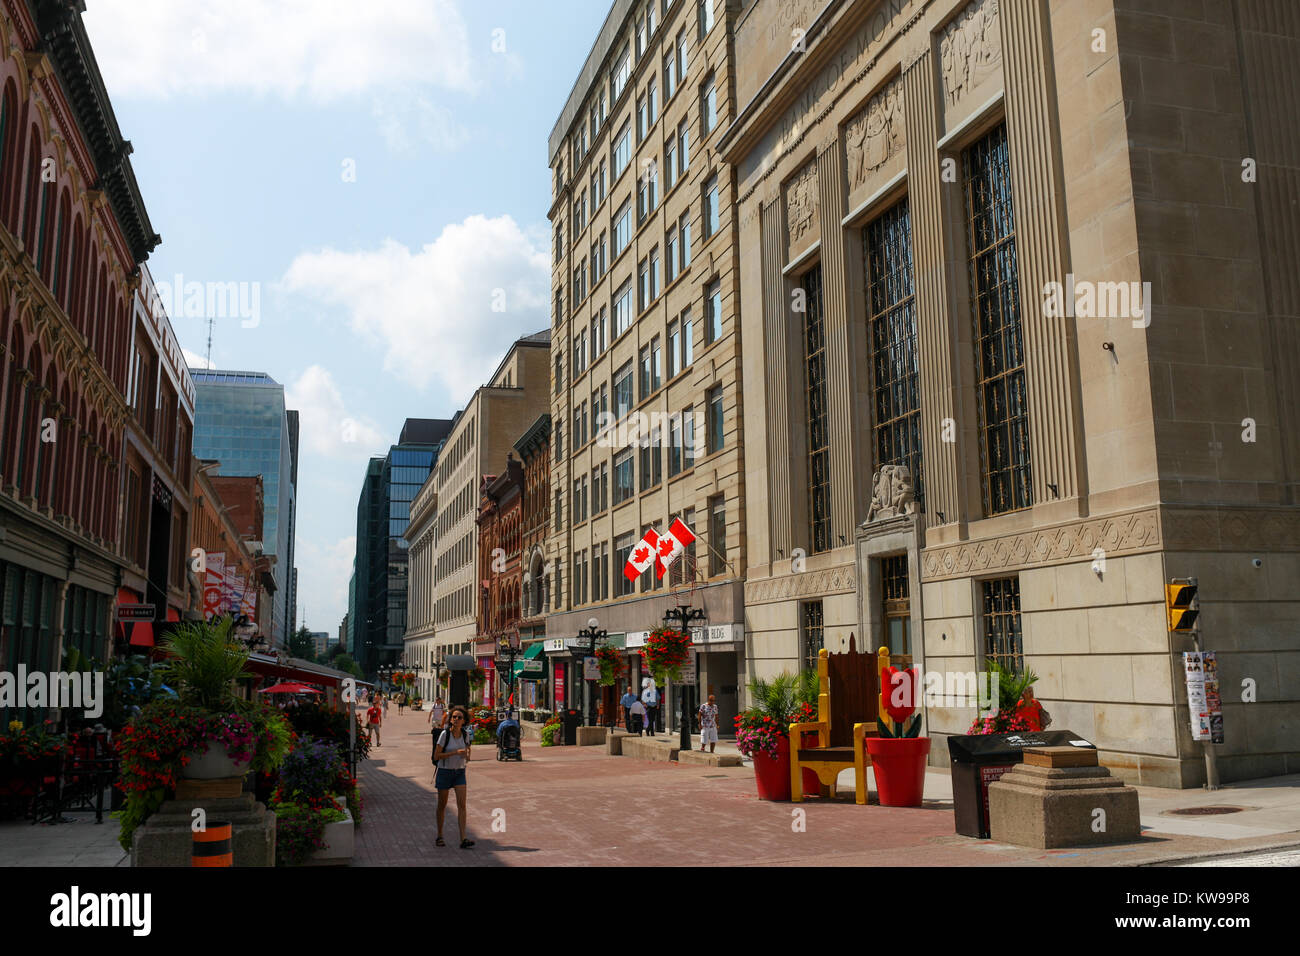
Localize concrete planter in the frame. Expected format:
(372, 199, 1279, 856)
(182, 742, 252, 780)
(308, 809, 354, 864)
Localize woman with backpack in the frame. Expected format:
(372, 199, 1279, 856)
(432, 705, 475, 849)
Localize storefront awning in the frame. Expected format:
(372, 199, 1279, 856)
(511, 641, 546, 680)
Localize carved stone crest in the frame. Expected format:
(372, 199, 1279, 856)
(866, 464, 917, 523)
(940, 0, 1002, 107)
(785, 162, 819, 246)
(845, 78, 904, 191)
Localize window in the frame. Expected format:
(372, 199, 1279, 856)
(697, 0, 715, 41)
(982, 577, 1023, 671)
(650, 247, 660, 301)
(614, 361, 634, 419)
(647, 75, 658, 130)
(683, 405, 696, 469)
(677, 30, 689, 87)
(678, 119, 691, 175)
(705, 279, 722, 344)
(706, 384, 724, 454)
(613, 201, 631, 257)
(637, 91, 649, 143)
(667, 320, 680, 379)
(639, 344, 653, 398)
(554, 422, 563, 462)
(701, 73, 717, 136)
(964, 125, 1030, 516)
(800, 600, 824, 671)
(639, 435, 661, 491)
(665, 135, 678, 191)
(614, 450, 635, 505)
(638, 257, 651, 312)
(593, 542, 609, 600)
(865, 199, 923, 511)
(637, 159, 658, 222)
(613, 122, 631, 178)
(591, 232, 607, 284)
(703, 175, 719, 238)
(803, 264, 830, 553)
(615, 532, 637, 596)
(651, 335, 662, 391)
(666, 225, 679, 283)
(611, 45, 632, 103)
(664, 50, 677, 100)
(679, 210, 692, 268)
(573, 332, 587, 378)
(593, 383, 609, 436)
(554, 353, 563, 395)
(614, 280, 633, 337)
(668, 412, 683, 475)
(572, 476, 585, 522)
(682, 310, 695, 367)
(592, 462, 608, 514)
(592, 307, 608, 358)
(708, 494, 726, 575)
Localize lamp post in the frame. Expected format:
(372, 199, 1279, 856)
(575, 617, 607, 727)
(662, 604, 705, 751)
(497, 633, 520, 717)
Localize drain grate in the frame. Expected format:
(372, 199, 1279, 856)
(1167, 806, 1245, 816)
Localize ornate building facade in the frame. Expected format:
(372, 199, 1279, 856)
(0, 0, 193, 716)
(722, 0, 1300, 786)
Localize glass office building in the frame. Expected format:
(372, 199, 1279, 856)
(190, 370, 297, 645)
(353, 418, 454, 673)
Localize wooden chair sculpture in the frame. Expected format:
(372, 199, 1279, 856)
(790, 633, 881, 804)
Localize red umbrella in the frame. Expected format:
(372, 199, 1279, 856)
(259, 681, 323, 695)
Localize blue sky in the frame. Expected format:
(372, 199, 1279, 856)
(82, 0, 610, 634)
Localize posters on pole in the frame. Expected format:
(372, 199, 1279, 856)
(1183, 651, 1224, 744)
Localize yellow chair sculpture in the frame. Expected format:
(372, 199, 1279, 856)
(789, 633, 882, 804)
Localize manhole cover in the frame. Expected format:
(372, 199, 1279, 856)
(1167, 806, 1245, 816)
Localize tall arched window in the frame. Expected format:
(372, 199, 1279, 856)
(48, 192, 69, 294)
(0, 83, 15, 232)
(22, 129, 41, 251)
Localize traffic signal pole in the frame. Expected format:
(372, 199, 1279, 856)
(1188, 577, 1219, 791)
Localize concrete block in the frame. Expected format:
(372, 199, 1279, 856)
(133, 794, 275, 867)
(676, 749, 743, 767)
(576, 726, 608, 746)
(606, 731, 625, 755)
(988, 764, 1141, 849)
(620, 736, 679, 762)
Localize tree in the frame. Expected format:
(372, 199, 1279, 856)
(334, 653, 364, 679)
(289, 626, 316, 662)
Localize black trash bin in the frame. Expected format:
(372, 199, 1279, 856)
(562, 708, 582, 746)
(947, 730, 1096, 839)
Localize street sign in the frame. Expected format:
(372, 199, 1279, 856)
(583, 656, 601, 681)
(677, 653, 696, 683)
(116, 604, 155, 622)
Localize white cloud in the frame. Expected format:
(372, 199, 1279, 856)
(371, 91, 470, 155)
(81, 0, 475, 101)
(294, 533, 357, 635)
(285, 365, 386, 459)
(183, 348, 214, 370)
(280, 215, 549, 399)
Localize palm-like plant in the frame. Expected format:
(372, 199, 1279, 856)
(747, 673, 798, 720)
(159, 616, 251, 711)
(985, 658, 1038, 712)
(795, 668, 820, 710)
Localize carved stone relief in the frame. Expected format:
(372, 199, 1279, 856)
(785, 161, 820, 248)
(939, 0, 1002, 108)
(865, 464, 917, 523)
(844, 77, 904, 192)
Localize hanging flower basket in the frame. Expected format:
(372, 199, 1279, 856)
(641, 627, 691, 682)
(594, 645, 625, 686)
(467, 667, 487, 689)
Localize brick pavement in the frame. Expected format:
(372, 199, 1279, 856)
(353, 709, 1300, 867)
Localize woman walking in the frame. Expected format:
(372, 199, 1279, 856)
(432, 705, 475, 849)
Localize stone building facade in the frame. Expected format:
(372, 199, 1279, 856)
(720, 0, 1300, 786)
(546, 0, 748, 731)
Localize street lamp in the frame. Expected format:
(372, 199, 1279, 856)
(575, 616, 607, 727)
(663, 603, 705, 751)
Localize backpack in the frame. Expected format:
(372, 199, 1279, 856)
(432, 726, 466, 767)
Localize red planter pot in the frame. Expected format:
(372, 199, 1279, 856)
(865, 736, 931, 807)
(751, 735, 792, 802)
(799, 732, 822, 797)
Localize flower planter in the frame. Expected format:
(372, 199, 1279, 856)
(309, 808, 354, 864)
(181, 741, 252, 780)
(751, 734, 792, 802)
(865, 736, 931, 807)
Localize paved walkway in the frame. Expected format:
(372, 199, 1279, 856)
(353, 709, 1300, 867)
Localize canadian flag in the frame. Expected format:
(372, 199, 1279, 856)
(623, 528, 661, 581)
(655, 518, 696, 579)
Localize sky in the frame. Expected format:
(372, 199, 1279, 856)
(81, 0, 611, 635)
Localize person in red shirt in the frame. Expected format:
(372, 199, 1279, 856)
(366, 700, 383, 747)
(1013, 686, 1049, 732)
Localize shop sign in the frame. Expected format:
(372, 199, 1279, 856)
(116, 604, 155, 622)
(544, 638, 567, 652)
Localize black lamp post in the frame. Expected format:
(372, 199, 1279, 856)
(662, 604, 705, 751)
(575, 617, 607, 727)
(497, 633, 520, 716)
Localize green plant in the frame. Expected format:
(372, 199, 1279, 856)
(594, 645, 625, 686)
(747, 672, 799, 721)
(272, 800, 345, 866)
(158, 616, 251, 711)
(877, 714, 923, 738)
(473, 725, 493, 744)
(540, 723, 560, 746)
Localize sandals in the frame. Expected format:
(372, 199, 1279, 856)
(460, 838, 475, 849)
(435, 836, 446, 847)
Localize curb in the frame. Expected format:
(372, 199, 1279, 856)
(1133, 836, 1300, 867)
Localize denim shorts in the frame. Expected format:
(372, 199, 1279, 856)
(435, 767, 467, 790)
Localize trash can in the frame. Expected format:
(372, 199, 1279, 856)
(562, 708, 582, 746)
(948, 730, 1096, 838)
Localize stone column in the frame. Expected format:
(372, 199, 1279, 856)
(760, 197, 794, 560)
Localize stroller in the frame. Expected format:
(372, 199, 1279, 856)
(496, 710, 522, 761)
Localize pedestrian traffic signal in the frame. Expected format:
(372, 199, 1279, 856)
(1165, 582, 1198, 631)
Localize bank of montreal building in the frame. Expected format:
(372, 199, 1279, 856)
(550, 0, 1299, 787)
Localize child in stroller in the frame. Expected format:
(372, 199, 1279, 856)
(496, 710, 522, 761)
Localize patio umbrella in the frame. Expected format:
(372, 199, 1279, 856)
(259, 681, 323, 695)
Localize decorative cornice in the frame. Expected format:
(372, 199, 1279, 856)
(744, 563, 856, 605)
(1161, 506, 1300, 552)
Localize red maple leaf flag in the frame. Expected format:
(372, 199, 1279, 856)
(655, 517, 697, 579)
(623, 528, 661, 581)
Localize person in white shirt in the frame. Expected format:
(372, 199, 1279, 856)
(629, 697, 647, 736)
(641, 678, 659, 737)
(698, 694, 720, 753)
(427, 698, 447, 730)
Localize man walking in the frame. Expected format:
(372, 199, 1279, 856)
(620, 686, 637, 732)
(366, 698, 383, 747)
(698, 694, 720, 753)
(641, 679, 659, 738)
(428, 697, 447, 731)
(629, 696, 647, 736)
